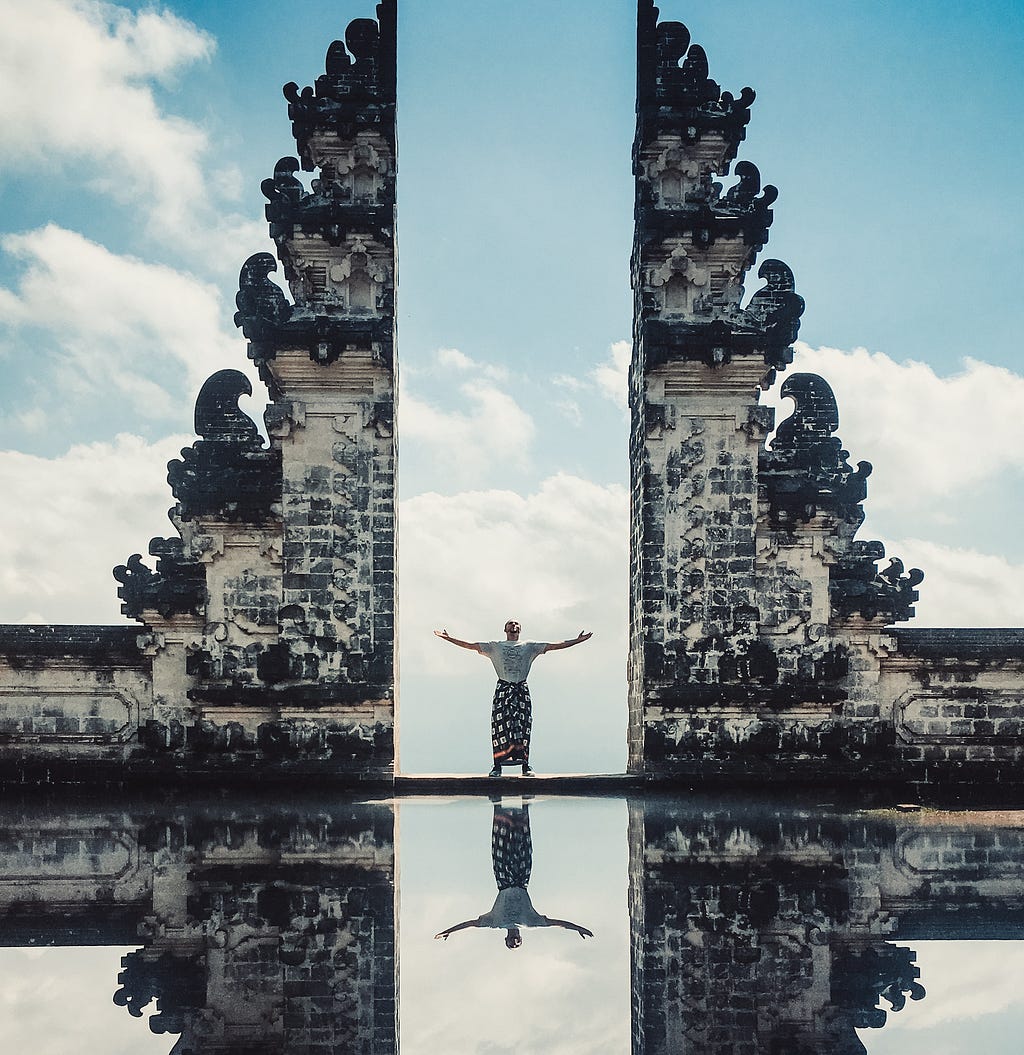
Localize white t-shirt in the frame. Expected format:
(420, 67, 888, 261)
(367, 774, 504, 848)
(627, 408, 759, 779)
(476, 640, 549, 683)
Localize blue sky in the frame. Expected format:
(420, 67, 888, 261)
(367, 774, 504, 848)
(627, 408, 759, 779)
(0, 0, 1022, 773)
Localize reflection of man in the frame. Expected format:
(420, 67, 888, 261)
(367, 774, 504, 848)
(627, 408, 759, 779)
(434, 620, 592, 776)
(434, 803, 593, 948)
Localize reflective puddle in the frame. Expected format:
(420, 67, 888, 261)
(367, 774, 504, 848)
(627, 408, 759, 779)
(0, 792, 1021, 1053)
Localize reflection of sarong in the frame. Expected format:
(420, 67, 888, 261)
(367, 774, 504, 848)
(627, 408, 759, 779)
(492, 805, 532, 890)
(491, 679, 532, 766)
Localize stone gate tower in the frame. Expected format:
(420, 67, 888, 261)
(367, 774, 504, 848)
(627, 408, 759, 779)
(629, 1, 1024, 787)
(123, 0, 400, 777)
(0, 1, 399, 783)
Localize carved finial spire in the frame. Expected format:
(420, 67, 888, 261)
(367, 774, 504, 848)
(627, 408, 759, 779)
(283, 0, 397, 166)
(633, 5, 800, 373)
(238, 0, 397, 376)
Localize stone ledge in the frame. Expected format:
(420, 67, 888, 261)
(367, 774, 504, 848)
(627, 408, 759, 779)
(893, 628, 1024, 662)
(0, 625, 146, 665)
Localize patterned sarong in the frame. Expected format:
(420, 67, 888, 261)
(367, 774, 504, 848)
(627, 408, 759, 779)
(491, 679, 532, 767)
(491, 805, 533, 890)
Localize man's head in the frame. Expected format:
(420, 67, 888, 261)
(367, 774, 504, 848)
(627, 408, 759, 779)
(503, 620, 521, 641)
(505, 927, 523, 949)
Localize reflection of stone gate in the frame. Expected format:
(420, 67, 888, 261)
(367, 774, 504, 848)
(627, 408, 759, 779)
(2, 795, 1022, 1053)
(629, 798, 1024, 1054)
(0, 797, 397, 1054)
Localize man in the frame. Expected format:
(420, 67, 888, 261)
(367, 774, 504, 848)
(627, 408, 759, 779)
(433, 619, 592, 776)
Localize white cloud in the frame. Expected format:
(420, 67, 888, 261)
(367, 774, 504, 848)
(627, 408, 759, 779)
(592, 340, 630, 410)
(882, 537, 1024, 628)
(401, 474, 627, 665)
(552, 373, 586, 392)
(0, 0, 259, 262)
(0, 432, 191, 624)
(436, 347, 475, 370)
(402, 377, 535, 481)
(433, 345, 509, 381)
(764, 343, 1024, 511)
(555, 398, 583, 427)
(0, 225, 253, 419)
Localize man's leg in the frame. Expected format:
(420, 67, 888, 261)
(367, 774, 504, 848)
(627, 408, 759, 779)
(490, 681, 509, 777)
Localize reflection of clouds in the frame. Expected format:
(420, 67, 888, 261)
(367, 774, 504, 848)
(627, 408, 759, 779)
(862, 941, 1024, 1041)
(400, 798, 629, 1055)
(0, 947, 167, 1054)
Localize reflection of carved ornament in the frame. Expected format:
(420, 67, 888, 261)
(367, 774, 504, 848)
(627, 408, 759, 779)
(0, 830, 135, 883)
(894, 824, 1024, 881)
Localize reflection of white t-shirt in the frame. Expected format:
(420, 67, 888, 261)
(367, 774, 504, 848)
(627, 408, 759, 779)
(476, 641, 549, 683)
(477, 886, 548, 928)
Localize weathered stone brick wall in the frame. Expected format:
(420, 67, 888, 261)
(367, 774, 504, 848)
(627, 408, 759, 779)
(0, 626, 153, 779)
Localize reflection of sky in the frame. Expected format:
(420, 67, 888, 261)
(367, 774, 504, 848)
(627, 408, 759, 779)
(398, 796, 630, 1054)
(0, 947, 169, 1054)
(860, 941, 1024, 1055)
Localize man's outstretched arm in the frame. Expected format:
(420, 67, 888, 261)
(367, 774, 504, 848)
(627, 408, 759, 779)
(434, 917, 483, 939)
(541, 916, 594, 938)
(434, 629, 483, 653)
(542, 631, 593, 653)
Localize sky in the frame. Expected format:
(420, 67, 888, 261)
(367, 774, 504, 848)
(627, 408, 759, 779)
(0, 0, 1022, 774)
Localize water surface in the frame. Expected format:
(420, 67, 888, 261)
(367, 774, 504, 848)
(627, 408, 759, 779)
(0, 792, 1021, 1052)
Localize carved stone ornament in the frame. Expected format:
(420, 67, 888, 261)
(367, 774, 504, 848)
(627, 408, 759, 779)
(113, 537, 206, 621)
(636, 4, 755, 155)
(234, 253, 393, 374)
(262, 155, 392, 247)
(831, 540, 925, 624)
(641, 259, 803, 371)
(283, 0, 397, 167)
(760, 372, 870, 527)
(167, 369, 281, 523)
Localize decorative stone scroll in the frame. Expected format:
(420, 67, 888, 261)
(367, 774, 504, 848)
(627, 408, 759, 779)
(760, 372, 870, 527)
(283, 0, 397, 166)
(113, 537, 205, 621)
(831, 541, 924, 623)
(166, 369, 281, 523)
(636, 2, 755, 153)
